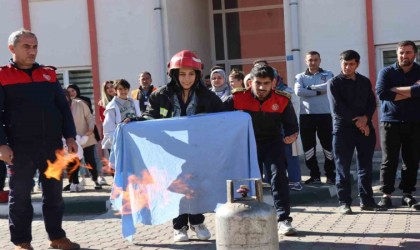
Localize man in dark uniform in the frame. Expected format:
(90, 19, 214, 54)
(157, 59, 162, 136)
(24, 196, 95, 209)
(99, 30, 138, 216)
(0, 29, 80, 250)
(327, 50, 386, 215)
(225, 64, 299, 236)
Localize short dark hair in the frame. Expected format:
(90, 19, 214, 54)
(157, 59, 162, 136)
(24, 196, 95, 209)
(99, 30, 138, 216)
(397, 40, 418, 54)
(253, 59, 269, 67)
(204, 74, 210, 79)
(229, 68, 245, 81)
(339, 50, 360, 63)
(306, 51, 321, 58)
(250, 65, 274, 81)
(114, 79, 130, 89)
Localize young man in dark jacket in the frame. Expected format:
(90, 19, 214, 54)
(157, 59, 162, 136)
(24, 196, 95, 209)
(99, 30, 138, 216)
(327, 50, 386, 215)
(225, 64, 299, 236)
(0, 29, 80, 250)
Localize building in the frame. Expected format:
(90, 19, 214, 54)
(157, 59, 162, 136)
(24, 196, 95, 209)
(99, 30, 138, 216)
(1, 0, 419, 143)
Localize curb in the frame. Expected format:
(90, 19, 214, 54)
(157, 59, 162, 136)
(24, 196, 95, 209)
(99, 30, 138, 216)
(0, 196, 109, 217)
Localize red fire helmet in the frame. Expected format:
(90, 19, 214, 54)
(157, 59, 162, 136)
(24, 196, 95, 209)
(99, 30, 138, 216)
(167, 50, 203, 76)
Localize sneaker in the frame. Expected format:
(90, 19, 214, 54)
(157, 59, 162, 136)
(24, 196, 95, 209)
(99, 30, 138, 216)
(262, 182, 271, 188)
(70, 183, 85, 192)
(325, 178, 336, 185)
(14, 243, 33, 250)
(78, 178, 86, 186)
(94, 181, 102, 190)
(378, 196, 392, 208)
(49, 237, 80, 250)
(402, 195, 420, 210)
(290, 182, 303, 191)
(0, 190, 9, 203)
(98, 176, 108, 185)
(190, 223, 211, 240)
(339, 205, 352, 215)
(304, 177, 321, 184)
(360, 203, 387, 211)
(173, 226, 189, 242)
(278, 219, 297, 236)
(62, 184, 71, 191)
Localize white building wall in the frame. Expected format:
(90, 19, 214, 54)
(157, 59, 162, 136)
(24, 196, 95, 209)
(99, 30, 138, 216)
(373, 0, 420, 45)
(286, 0, 369, 79)
(0, 0, 23, 61)
(164, 0, 211, 75)
(29, 0, 91, 68)
(95, 0, 166, 88)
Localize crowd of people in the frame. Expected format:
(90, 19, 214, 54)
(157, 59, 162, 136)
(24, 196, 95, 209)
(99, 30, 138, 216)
(0, 28, 419, 250)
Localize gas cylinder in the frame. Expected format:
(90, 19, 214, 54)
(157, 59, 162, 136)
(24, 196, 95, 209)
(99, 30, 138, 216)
(216, 179, 279, 250)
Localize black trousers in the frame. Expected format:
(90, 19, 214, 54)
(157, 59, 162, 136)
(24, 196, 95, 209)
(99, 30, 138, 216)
(379, 122, 420, 194)
(333, 125, 376, 206)
(257, 138, 291, 222)
(172, 213, 205, 230)
(0, 160, 6, 191)
(9, 141, 66, 244)
(67, 144, 98, 184)
(300, 114, 336, 179)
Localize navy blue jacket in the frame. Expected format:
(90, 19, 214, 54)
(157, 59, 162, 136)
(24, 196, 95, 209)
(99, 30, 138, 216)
(0, 60, 76, 147)
(376, 62, 420, 123)
(327, 72, 376, 129)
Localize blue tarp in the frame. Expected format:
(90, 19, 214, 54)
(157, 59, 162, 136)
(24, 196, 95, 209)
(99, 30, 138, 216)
(109, 111, 260, 240)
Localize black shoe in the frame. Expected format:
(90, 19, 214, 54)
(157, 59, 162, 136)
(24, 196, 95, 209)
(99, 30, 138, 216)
(360, 203, 388, 211)
(325, 178, 336, 185)
(402, 195, 420, 210)
(378, 196, 392, 208)
(304, 177, 322, 184)
(94, 181, 102, 190)
(63, 184, 71, 191)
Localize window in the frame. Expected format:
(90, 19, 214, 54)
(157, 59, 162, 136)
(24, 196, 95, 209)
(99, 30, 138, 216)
(57, 68, 94, 111)
(376, 43, 420, 70)
(210, 0, 287, 81)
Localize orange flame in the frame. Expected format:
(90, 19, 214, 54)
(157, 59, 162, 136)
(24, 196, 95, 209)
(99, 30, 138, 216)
(45, 149, 80, 180)
(112, 168, 194, 216)
(101, 157, 114, 175)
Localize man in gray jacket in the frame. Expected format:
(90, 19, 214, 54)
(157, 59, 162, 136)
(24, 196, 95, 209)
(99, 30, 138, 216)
(295, 51, 336, 185)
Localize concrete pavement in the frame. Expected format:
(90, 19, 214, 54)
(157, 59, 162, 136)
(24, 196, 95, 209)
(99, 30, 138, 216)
(1, 150, 420, 249)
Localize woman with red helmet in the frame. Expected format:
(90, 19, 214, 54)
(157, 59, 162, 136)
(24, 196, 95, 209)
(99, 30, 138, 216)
(140, 50, 225, 242)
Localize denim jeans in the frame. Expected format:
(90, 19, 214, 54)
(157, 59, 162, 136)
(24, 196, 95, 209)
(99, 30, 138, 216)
(333, 125, 376, 206)
(284, 142, 301, 183)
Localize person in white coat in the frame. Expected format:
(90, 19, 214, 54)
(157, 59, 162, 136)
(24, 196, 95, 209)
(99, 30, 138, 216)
(102, 79, 141, 151)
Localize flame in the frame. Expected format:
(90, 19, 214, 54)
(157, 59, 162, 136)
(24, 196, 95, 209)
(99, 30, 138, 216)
(45, 149, 80, 180)
(101, 157, 114, 175)
(84, 163, 93, 170)
(112, 168, 194, 216)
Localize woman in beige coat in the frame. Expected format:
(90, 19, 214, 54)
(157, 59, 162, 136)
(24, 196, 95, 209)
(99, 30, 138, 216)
(63, 90, 101, 191)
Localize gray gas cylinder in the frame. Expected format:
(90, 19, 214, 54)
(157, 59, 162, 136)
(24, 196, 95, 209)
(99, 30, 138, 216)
(216, 179, 279, 250)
